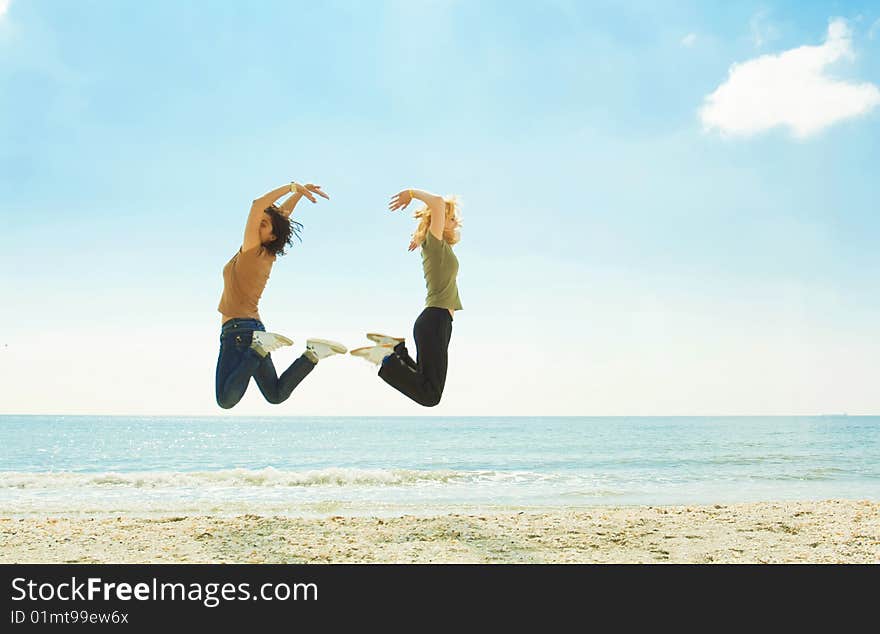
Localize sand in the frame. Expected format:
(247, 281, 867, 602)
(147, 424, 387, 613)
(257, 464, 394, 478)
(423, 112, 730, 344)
(1, 500, 878, 564)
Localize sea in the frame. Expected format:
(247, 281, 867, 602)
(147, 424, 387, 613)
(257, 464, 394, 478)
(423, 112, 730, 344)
(1, 415, 877, 517)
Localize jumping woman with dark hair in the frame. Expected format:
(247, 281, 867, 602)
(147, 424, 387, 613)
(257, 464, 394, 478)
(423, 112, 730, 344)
(215, 181, 346, 409)
(350, 188, 462, 407)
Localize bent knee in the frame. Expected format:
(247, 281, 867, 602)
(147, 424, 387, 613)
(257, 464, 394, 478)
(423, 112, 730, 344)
(263, 392, 287, 405)
(421, 392, 442, 408)
(216, 396, 238, 410)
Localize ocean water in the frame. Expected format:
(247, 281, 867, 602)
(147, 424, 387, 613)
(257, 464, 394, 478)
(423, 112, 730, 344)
(0, 416, 877, 517)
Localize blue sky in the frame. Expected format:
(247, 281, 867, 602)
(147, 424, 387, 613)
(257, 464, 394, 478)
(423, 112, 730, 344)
(1, 0, 878, 415)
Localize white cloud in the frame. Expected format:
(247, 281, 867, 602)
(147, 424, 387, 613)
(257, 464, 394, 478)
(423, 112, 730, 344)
(750, 9, 780, 48)
(681, 33, 697, 48)
(699, 19, 880, 138)
(869, 18, 880, 39)
(0, 1, 9, 19)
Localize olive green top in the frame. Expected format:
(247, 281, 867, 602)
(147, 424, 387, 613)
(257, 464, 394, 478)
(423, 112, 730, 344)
(421, 231, 462, 311)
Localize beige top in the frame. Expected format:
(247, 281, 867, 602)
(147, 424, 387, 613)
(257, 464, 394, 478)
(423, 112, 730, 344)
(422, 232, 462, 311)
(218, 246, 276, 322)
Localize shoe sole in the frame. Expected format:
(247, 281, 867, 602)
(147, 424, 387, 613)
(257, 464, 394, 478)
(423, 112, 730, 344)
(366, 333, 404, 345)
(259, 333, 294, 347)
(251, 333, 293, 354)
(350, 345, 392, 357)
(307, 338, 348, 354)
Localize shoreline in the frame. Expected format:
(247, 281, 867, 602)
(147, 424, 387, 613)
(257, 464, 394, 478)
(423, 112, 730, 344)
(2, 500, 878, 563)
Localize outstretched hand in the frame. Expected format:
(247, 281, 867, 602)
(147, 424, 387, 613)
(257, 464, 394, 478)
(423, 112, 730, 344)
(389, 190, 413, 212)
(295, 183, 330, 204)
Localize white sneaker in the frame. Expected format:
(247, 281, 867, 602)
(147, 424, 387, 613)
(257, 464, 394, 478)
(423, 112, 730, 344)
(366, 333, 404, 347)
(306, 338, 348, 361)
(250, 331, 294, 357)
(350, 344, 394, 366)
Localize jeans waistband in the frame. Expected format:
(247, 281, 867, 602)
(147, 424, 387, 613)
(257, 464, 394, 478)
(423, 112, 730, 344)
(221, 318, 265, 334)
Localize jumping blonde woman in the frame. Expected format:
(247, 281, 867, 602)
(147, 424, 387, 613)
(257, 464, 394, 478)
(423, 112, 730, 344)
(215, 181, 347, 409)
(351, 188, 462, 407)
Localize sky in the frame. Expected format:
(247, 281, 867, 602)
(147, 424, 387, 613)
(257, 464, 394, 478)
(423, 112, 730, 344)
(1, 0, 878, 416)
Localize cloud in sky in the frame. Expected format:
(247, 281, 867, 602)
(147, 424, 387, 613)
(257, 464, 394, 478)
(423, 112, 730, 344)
(750, 9, 780, 48)
(699, 19, 880, 139)
(869, 18, 880, 39)
(681, 33, 697, 48)
(0, 1, 9, 19)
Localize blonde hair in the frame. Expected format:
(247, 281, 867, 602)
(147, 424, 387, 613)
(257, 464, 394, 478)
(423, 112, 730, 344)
(411, 196, 461, 248)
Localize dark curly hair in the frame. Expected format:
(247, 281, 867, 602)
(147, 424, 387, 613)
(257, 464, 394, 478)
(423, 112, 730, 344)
(262, 205, 303, 256)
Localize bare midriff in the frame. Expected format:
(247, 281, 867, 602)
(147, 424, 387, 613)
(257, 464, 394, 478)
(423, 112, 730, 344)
(220, 314, 261, 325)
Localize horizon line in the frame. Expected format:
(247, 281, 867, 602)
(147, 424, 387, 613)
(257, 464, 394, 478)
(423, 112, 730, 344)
(0, 413, 873, 419)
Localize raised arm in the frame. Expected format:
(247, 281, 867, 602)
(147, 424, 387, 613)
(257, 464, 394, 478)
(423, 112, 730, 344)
(243, 182, 329, 251)
(389, 188, 446, 240)
(277, 183, 329, 218)
(252, 183, 297, 211)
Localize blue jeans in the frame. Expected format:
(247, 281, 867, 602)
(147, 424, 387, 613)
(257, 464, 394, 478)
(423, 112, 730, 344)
(215, 318, 315, 409)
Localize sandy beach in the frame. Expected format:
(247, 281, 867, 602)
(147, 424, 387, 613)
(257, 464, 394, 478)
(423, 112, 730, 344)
(1, 500, 877, 564)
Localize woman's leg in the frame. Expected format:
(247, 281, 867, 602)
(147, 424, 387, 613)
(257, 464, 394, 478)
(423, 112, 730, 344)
(215, 335, 263, 409)
(392, 340, 418, 369)
(378, 308, 453, 407)
(252, 353, 316, 405)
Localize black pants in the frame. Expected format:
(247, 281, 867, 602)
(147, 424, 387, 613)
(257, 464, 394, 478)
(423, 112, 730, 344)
(378, 307, 453, 407)
(215, 318, 314, 409)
